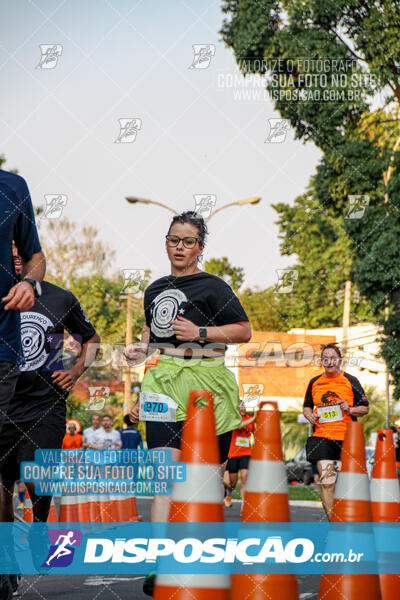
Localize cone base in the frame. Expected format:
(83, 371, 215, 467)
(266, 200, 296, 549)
(380, 574, 400, 600)
(154, 585, 229, 600)
(331, 498, 372, 522)
(371, 502, 400, 522)
(169, 502, 224, 522)
(231, 574, 298, 600)
(318, 574, 381, 600)
(242, 492, 291, 522)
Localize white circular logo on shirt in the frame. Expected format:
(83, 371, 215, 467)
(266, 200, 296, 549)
(19, 312, 53, 371)
(150, 289, 187, 338)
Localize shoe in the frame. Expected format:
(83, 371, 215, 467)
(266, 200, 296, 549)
(0, 576, 12, 600)
(224, 496, 232, 508)
(143, 572, 156, 597)
(9, 576, 21, 596)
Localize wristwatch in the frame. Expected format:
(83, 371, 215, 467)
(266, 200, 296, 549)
(22, 278, 42, 298)
(198, 327, 207, 342)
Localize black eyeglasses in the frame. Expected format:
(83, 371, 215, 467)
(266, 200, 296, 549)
(165, 235, 199, 249)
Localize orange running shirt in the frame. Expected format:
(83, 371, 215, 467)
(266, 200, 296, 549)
(62, 434, 83, 449)
(228, 418, 255, 458)
(303, 371, 368, 441)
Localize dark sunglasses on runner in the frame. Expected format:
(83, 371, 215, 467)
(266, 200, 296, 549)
(165, 235, 199, 249)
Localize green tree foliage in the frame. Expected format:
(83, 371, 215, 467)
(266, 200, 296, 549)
(239, 286, 284, 331)
(273, 183, 374, 329)
(69, 274, 149, 345)
(359, 385, 399, 444)
(205, 256, 285, 330)
(281, 411, 310, 457)
(204, 256, 245, 292)
(221, 0, 400, 394)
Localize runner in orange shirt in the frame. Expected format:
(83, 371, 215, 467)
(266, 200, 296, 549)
(62, 422, 83, 449)
(303, 343, 369, 519)
(224, 403, 256, 512)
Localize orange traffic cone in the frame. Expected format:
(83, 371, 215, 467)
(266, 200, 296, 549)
(23, 488, 33, 523)
(118, 495, 140, 522)
(318, 421, 381, 600)
(371, 429, 400, 600)
(88, 495, 101, 523)
(231, 401, 298, 600)
(47, 497, 58, 522)
(153, 390, 230, 600)
(371, 429, 400, 522)
(58, 494, 78, 522)
(75, 495, 90, 522)
(99, 494, 114, 523)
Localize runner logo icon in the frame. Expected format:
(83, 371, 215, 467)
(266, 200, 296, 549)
(42, 529, 82, 567)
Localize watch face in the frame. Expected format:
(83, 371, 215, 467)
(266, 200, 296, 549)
(24, 278, 41, 296)
(199, 327, 207, 339)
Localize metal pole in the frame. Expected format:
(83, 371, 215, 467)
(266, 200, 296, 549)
(123, 290, 133, 413)
(342, 280, 352, 359)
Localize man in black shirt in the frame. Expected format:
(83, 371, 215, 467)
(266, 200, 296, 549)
(0, 170, 46, 439)
(0, 246, 100, 527)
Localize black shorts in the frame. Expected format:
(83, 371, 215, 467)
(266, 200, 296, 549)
(306, 436, 343, 463)
(0, 412, 65, 484)
(146, 420, 233, 463)
(227, 455, 250, 473)
(0, 361, 19, 433)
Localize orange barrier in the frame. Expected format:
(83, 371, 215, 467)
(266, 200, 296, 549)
(231, 401, 299, 600)
(58, 494, 78, 522)
(124, 495, 141, 522)
(318, 421, 381, 600)
(371, 429, 400, 600)
(76, 495, 91, 522)
(57, 492, 140, 523)
(153, 390, 229, 600)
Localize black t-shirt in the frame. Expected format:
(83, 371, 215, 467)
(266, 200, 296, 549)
(144, 272, 249, 350)
(0, 170, 42, 365)
(6, 281, 96, 424)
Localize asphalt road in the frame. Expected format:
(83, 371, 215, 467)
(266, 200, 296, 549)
(15, 498, 325, 600)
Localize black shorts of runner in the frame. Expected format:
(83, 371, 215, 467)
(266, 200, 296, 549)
(146, 421, 233, 463)
(0, 361, 19, 433)
(227, 455, 250, 473)
(306, 436, 343, 463)
(0, 412, 65, 484)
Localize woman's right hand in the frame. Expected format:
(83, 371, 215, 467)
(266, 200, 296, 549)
(129, 402, 140, 423)
(124, 344, 148, 366)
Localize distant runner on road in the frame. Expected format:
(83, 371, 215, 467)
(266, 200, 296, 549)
(303, 343, 369, 520)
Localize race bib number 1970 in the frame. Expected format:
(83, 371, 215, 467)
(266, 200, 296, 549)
(139, 392, 177, 422)
(317, 404, 343, 423)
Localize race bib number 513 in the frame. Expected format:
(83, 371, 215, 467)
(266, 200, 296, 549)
(139, 392, 177, 422)
(317, 404, 343, 423)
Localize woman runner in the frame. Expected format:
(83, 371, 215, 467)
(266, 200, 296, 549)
(126, 210, 251, 521)
(303, 343, 369, 519)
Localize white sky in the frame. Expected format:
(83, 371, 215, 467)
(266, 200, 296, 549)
(1, 0, 321, 289)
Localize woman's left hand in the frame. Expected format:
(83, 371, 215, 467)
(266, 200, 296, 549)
(170, 315, 200, 341)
